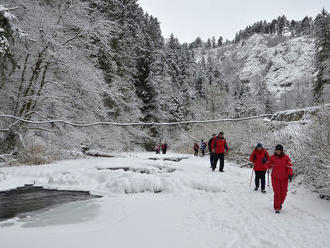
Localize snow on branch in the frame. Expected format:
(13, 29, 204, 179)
(0, 114, 273, 128)
(0, 6, 19, 13)
(62, 32, 87, 45)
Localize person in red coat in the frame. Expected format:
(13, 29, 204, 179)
(266, 144, 293, 214)
(250, 143, 270, 193)
(211, 132, 229, 172)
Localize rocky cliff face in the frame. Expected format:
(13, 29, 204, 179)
(196, 34, 315, 112)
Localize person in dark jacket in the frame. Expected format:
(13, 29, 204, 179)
(162, 143, 168, 154)
(211, 132, 229, 172)
(265, 144, 293, 214)
(249, 143, 270, 193)
(193, 143, 199, 156)
(200, 140, 206, 156)
(155, 144, 160, 154)
(208, 134, 216, 169)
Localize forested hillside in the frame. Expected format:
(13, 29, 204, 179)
(0, 0, 329, 166)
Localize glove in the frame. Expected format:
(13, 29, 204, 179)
(288, 175, 293, 183)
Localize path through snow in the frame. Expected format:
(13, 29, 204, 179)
(0, 153, 329, 248)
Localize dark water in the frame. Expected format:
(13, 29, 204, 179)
(98, 166, 176, 174)
(98, 167, 151, 174)
(149, 157, 189, 162)
(0, 185, 102, 221)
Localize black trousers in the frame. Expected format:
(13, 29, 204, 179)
(210, 153, 215, 168)
(255, 170, 266, 190)
(212, 153, 225, 171)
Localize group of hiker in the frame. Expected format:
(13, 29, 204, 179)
(193, 140, 207, 157)
(194, 132, 229, 171)
(249, 143, 293, 213)
(201, 131, 293, 214)
(155, 143, 168, 154)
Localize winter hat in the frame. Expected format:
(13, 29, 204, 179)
(275, 144, 284, 151)
(256, 143, 263, 148)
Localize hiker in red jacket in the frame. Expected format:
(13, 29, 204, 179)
(211, 132, 229, 172)
(266, 144, 293, 214)
(250, 143, 270, 193)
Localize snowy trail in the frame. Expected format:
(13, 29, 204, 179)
(0, 153, 329, 248)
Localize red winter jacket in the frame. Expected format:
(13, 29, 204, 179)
(249, 149, 270, 171)
(211, 137, 229, 154)
(266, 153, 293, 180)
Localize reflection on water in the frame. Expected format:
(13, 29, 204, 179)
(0, 184, 102, 222)
(21, 200, 101, 227)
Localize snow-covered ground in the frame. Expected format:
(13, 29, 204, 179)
(0, 153, 329, 248)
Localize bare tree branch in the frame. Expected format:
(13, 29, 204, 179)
(29, 127, 55, 133)
(62, 32, 87, 46)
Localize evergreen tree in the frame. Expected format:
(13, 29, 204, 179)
(206, 38, 212, 49)
(277, 15, 288, 36)
(302, 16, 312, 35)
(217, 36, 223, 46)
(190, 37, 202, 49)
(289, 20, 297, 36)
(212, 36, 216, 48)
(313, 9, 330, 103)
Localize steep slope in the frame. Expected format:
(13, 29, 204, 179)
(196, 34, 315, 113)
(0, 0, 169, 155)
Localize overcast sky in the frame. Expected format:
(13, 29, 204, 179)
(138, 0, 330, 43)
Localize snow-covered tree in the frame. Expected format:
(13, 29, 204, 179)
(313, 9, 330, 103)
(217, 36, 223, 47)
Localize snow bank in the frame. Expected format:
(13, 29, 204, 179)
(0, 153, 224, 195)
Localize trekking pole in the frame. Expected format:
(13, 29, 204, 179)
(267, 170, 270, 188)
(249, 168, 254, 188)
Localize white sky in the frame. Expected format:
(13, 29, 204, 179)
(138, 0, 330, 42)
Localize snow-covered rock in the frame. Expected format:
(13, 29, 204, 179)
(270, 103, 330, 122)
